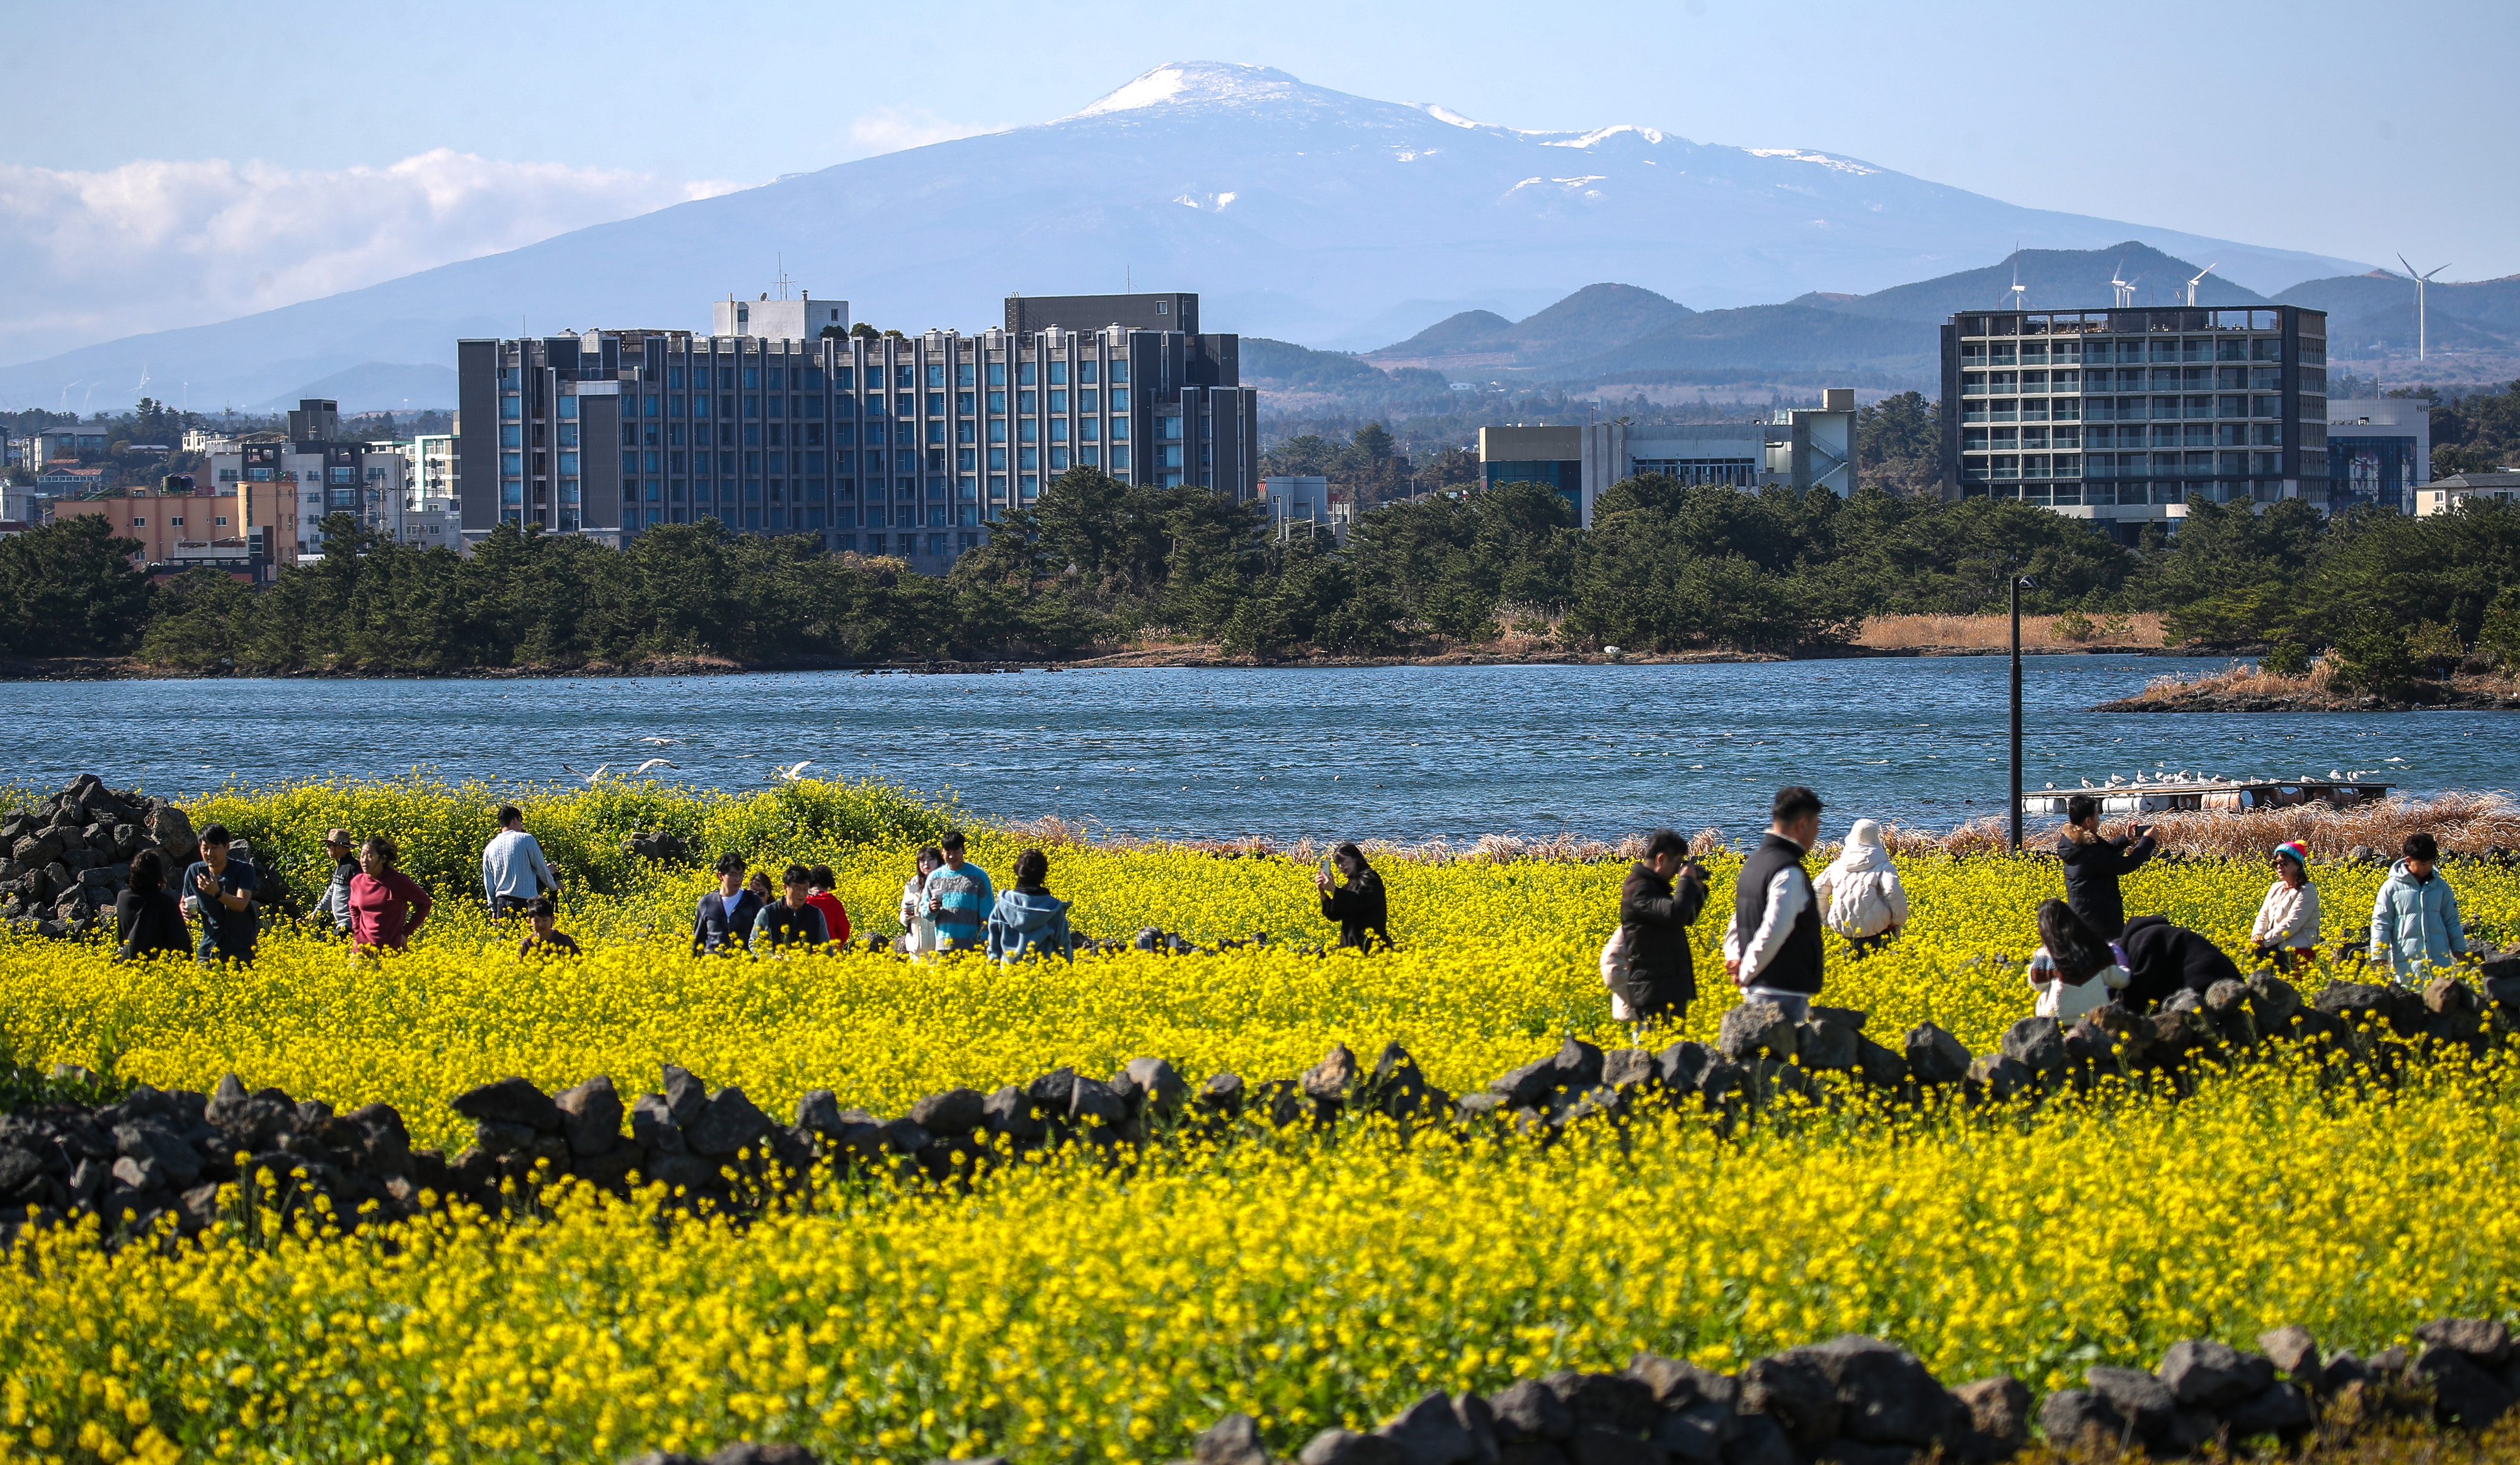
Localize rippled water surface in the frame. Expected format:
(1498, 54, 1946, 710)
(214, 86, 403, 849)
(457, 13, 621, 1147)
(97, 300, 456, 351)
(5, 658, 2510, 841)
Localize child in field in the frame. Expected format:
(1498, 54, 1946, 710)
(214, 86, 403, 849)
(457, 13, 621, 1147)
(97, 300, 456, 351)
(517, 895, 582, 958)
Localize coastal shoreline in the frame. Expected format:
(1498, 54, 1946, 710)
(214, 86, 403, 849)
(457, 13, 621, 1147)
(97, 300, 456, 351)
(0, 641, 2221, 682)
(2099, 664, 2520, 715)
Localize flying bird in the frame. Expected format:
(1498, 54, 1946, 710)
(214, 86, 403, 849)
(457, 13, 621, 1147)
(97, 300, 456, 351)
(638, 736, 682, 746)
(773, 761, 814, 783)
(561, 763, 610, 784)
(629, 759, 677, 776)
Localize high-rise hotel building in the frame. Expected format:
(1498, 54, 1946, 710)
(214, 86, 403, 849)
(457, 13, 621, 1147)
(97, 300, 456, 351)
(455, 291, 1260, 572)
(1940, 304, 2330, 541)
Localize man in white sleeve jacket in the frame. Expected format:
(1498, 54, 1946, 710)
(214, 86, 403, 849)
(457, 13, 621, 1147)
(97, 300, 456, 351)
(1722, 785, 1827, 1020)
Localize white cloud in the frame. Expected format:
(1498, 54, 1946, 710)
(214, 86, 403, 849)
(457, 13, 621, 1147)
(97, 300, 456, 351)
(844, 107, 1007, 155)
(0, 151, 751, 364)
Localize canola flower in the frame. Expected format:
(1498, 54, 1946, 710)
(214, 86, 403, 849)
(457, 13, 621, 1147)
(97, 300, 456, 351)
(3, 778, 2517, 1465)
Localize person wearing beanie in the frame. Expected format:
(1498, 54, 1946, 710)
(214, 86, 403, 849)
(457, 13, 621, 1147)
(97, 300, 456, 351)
(2248, 840, 2321, 972)
(2371, 832, 2467, 983)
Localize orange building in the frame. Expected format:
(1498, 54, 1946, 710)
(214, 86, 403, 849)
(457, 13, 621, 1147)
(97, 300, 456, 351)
(50, 480, 302, 580)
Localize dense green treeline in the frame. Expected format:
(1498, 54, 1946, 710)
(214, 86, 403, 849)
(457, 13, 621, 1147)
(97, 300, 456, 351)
(4, 465, 2518, 679)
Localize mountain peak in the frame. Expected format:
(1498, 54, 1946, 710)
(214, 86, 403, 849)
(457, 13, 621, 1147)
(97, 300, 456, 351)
(1072, 61, 1307, 117)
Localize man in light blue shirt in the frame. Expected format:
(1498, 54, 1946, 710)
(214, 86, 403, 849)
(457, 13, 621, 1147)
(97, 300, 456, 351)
(481, 804, 560, 916)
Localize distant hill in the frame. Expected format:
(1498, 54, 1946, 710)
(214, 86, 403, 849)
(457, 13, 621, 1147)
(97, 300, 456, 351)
(1562, 304, 1935, 378)
(2274, 271, 2520, 333)
(249, 362, 461, 414)
(1814, 241, 2265, 321)
(1369, 284, 1695, 371)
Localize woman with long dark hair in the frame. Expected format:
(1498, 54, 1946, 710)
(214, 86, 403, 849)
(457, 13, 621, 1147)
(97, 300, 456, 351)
(115, 850, 192, 962)
(2024, 897, 2129, 1020)
(348, 834, 432, 953)
(1315, 842, 1392, 952)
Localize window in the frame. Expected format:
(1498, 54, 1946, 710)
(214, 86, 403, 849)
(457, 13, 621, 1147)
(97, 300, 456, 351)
(1109, 361, 1128, 382)
(1109, 387, 1129, 410)
(500, 397, 520, 419)
(214, 515, 229, 526)
(1049, 389, 1068, 413)
(1109, 417, 1128, 440)
(169, 516, 184, 527)
(1079, 361, 1099, 384)
(1019, 362, 1037, 386)
(956, 363, 975, 388)
(130, 517, 145, 527)
(1049, 362, 1067, 385)
(1080, 418, 1099, 442)
(559, 397, 579, 419)
(988, 391, 1005, 413)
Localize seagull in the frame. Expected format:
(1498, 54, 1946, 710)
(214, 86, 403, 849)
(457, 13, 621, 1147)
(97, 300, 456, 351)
(561, 763, 610, 784)
(638, 736, 682, 746)
(772, 761, 813, 783)
(629, 759, 677, 776)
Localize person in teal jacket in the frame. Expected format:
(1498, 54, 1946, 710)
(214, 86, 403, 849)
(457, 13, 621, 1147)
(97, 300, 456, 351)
(2370, 832, 2467, 982)
(987, 849, 1075, 963)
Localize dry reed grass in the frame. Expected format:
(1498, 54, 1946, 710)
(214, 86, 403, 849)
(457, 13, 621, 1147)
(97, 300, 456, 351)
(2121, 660, 2339, 704)
(1001, 795, 2517, 866)
(1858, 612, 2165, 651)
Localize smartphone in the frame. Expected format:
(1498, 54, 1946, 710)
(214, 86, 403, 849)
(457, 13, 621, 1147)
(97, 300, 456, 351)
(1318, 858, 1335, 881)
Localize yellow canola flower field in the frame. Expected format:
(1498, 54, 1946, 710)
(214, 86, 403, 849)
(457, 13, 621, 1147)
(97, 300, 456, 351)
(2, 778, 2517, 1465)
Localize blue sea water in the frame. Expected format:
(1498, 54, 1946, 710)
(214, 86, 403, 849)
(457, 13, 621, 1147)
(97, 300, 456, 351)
(4, 658, 2509, 842)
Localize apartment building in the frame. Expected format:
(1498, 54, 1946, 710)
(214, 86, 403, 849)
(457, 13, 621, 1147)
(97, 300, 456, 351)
(1939, 305, 2330, 541)
(454, 291, 1260, 574)
(205, 401, 415, 560)
(1475, 399, 1857, 529)
(50, 477, 299, 578)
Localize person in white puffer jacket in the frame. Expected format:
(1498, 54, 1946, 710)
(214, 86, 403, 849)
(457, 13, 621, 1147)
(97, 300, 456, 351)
(1812, 817, 1910, 958)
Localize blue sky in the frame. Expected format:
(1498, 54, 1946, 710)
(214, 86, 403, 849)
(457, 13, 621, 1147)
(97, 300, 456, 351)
(4, 0, 2512, 361)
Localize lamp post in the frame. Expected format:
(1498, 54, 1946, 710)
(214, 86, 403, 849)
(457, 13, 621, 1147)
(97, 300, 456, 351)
(2009, 572, 2036, 853)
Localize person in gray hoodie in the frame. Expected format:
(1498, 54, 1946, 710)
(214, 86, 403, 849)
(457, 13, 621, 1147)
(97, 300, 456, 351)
(2370, 832, 2468, 982)
(987, 849, 1075, 963)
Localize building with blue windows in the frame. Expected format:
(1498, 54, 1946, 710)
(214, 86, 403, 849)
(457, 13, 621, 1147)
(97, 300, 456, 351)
(2325, 398, 2430, 515)
(455, 291, 1259, 573)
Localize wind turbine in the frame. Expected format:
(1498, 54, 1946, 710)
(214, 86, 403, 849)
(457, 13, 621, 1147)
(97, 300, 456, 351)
(2004, 248, 2028, 311)
(2397, 255, 2450, 362)
(2109, 256, 2138, 308)
(2184, 262, 2218, 307)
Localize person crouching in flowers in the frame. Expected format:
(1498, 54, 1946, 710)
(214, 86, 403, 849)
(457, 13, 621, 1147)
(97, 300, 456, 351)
(988, 849, 1075, 963)
(2024, 898, 2129, 1020)
(2250, 841, 2320, 972)
(348, 834, 430, 955)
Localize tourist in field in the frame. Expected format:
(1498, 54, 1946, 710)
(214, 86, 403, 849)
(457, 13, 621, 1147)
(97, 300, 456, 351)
(2024, 897, 2129, 1020)
(1813, 817, 1908, 958)
(2116, 914, 2242, 1012)
(752, 864, 832, 953)
(1610, 827, 1708, 1027)
(517, 896, 581, 958)
(896, 846, 944, 954)
(1722, 786, 1827, 1020)
(805, 865, 852, 948)
(925, 831, 996, 953)
(311, 827, 358, 936)
(348, 834, 432, 954)
(747, 869, 775, 910)
(115, 850, 192, 963)
(2371, 832, 2468, 984)
(2249, 841, 2321, 972)
(1316, 842, 1392, 952)
(988, 849, 1076, 963)
(182, 823, 261, 966)
(2056, 793, 2156, 938)
(481, 805, 560, 916)
(691, 851, 764, 955)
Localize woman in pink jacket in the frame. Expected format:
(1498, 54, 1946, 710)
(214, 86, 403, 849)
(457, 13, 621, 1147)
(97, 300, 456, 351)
(349, 834, 432, 953)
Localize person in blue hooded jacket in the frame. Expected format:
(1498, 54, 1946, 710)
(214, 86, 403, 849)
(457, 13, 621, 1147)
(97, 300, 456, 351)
(2370, 831, 2467, 982)
(987, 848, 1075, 963)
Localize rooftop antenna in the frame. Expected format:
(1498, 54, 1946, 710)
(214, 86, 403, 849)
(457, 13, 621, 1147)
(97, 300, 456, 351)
(2184, 261, 2218, 307)
(2396, 254, 2449, 361)
(774, 254, 795, 299)
(2109, 256, 2137, 308)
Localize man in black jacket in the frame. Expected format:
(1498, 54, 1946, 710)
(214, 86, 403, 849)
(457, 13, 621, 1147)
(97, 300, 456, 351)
(1723, 786, 1827, 1020)
(691, 851, 763, 955)
(2057, 793, 2156, 937)
(2117, 914, 2242, 1012)
(1615, 828, 1709, 1027)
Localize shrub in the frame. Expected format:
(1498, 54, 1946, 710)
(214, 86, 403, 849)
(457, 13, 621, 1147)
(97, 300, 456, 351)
(2406, 620, 2466, 675)
(2328, 614, 2419, 696)
(2261, 640, 2312, 677)
(2047, 609, 2094, 643)
(2476, 588, 2520, 676)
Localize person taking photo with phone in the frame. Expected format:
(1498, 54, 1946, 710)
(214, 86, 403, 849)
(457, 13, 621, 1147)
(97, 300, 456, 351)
(1316, 842, 1391, 952)
(2057, 793, 2157, 938)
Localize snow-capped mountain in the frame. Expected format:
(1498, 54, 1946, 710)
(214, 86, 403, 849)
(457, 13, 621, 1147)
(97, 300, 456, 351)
(0, 61, 2366, 412)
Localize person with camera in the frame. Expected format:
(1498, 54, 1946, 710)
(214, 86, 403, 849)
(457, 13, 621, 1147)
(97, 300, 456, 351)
(182, 824, 261, 967)
(1608, 827, 1709, 1030)
(2056, 793, 2156, 938)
